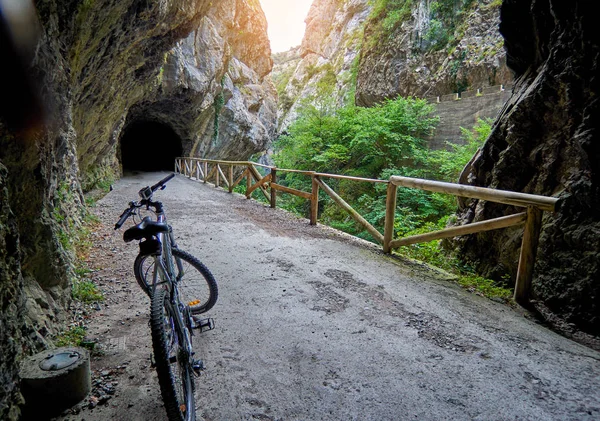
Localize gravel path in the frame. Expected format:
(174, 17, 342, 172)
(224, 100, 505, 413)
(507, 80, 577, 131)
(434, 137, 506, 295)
(53, 172, 600, 421)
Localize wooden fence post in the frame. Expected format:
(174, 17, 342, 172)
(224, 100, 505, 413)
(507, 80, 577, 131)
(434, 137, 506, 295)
(514, 206, 543, 304)
(228, 165, 234, 193)
(215, 164, 220, 187)
(383, 182, 398, 253)
(270, 168, 277, 208)
(203, 161, 208, 184)
(246, 165, 252, 198)
(310, 174, 319, 225)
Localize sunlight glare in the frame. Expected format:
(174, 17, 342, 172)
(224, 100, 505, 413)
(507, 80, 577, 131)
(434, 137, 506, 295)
(259, 0, 313, 53)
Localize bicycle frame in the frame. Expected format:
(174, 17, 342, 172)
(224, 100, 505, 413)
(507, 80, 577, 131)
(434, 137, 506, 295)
(148, 205, 195, 363)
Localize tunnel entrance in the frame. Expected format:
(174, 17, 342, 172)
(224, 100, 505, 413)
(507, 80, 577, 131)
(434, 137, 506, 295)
(120, 120, 183, 171)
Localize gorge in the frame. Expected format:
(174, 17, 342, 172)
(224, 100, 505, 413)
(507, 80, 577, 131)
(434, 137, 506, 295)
(0, 0, 598, 418)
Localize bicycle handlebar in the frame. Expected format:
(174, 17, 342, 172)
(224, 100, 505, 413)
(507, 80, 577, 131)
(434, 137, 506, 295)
(115, 174, 175, 230)
(151, 173, 175, 192)
(115, 204, 135, 230)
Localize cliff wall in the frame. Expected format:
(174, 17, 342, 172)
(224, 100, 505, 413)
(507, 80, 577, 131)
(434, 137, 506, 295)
(356, 0, 512, 105)
(0, 0, 275, 417)
(452, 0, 599, 337)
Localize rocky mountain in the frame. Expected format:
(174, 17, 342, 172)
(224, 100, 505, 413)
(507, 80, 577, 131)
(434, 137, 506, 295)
(0, 0, 275, 417)
(273, 0, 371, 131)
(273, 0, 512, 132)
(356, 0, 513, 105)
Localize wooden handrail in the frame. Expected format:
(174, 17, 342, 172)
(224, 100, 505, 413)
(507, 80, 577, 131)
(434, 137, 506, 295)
(389, 175, 558, 212)
(175, 157, 559, 305)
(388, 212, 527, 248)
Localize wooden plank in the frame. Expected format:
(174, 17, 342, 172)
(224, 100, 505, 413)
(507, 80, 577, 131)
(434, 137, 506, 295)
(273, 168, 314, 175)
(383, 183, 398, 253)
(217, 164, 229, 188)
(271, 183, 312, 199)
(270, 169, 277, 208)
(246, 173, 272, 198)
(248, 165, 271, 200)
(316, 172, 388, 184)
(310, 175, 319, 225)
(246, 166, 252, 198)
(389, 176, 558, 212)
(232, 168, 247, 190)
(197, 161, 204, 180)
(175, 159, 181, 174)
(184, 159, 190, 177)
(316, 178, 384, 244)
(205, 165, 217, 184)
(248, 161, 275, 170)
(199, 159, 251, 166)
(514, 206, 543, 304)
(389, 212, 527, 249)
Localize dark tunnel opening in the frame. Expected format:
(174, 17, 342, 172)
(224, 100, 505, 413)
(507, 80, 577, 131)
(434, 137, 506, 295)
(120, 120, 183, 172)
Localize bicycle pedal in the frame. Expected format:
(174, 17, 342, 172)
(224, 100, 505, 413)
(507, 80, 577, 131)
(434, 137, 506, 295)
(192, 317, 215, 332)
(192, 359, 205, 376)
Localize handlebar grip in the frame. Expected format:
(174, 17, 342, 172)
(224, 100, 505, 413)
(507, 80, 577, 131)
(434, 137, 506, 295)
(151, 173, 175, 192)
(114, 207, 133, 230)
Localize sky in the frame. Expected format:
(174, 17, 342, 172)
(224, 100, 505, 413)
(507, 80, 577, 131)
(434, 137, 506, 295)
(259, 0, 313, 53)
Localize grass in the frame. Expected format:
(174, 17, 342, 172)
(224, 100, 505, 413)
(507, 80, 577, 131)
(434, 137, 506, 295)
(72, 279, 104, 303)
(70, 205, 104, 303)
(397, 238, 513, 302)
(54, 326, 87, 347)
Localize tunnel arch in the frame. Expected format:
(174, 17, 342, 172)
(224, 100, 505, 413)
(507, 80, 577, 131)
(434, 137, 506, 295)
(120, 120, 183, 171)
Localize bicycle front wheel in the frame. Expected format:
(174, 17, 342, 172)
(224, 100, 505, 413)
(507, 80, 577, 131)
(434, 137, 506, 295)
(150, 287, 196, 421)
(135, 248, 218, 314)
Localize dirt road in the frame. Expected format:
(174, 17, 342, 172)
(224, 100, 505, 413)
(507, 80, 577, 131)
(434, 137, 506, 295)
(54, 172, 600, 421)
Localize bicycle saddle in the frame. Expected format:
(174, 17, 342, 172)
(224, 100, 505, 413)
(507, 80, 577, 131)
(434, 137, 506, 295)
(123, 216, 169, 242)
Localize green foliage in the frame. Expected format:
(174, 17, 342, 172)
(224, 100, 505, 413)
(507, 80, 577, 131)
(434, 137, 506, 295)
(458, 274, 512, 300)
(54, 326, 87, 347)
(72, 279, 104, 302)
(426, 117, 492, 181)
(273, 101, 505, 299)
(272, 65, 296, 96)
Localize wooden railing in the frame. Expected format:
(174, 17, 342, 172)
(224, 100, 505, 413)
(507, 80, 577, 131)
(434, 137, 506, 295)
(175, 157, 559, 305)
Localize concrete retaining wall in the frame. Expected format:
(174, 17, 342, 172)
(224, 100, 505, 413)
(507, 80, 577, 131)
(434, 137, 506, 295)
(425, 84, 513, 150)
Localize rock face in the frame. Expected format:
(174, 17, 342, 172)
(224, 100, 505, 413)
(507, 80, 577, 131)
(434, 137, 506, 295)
(274, 0, 371, 132)
(0, 165, 26, 420)
(453, 0, 599, 336)
(123, 0, 277, 166)
(0, 0, 275, 417)
(273, 0, 512, 134)
(356, 0, 513, 105)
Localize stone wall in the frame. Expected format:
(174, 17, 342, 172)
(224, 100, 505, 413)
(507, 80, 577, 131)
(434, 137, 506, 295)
(426, 84, 513, 149)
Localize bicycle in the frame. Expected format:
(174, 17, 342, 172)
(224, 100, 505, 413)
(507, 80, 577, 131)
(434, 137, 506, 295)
(114, 173, 218, 421)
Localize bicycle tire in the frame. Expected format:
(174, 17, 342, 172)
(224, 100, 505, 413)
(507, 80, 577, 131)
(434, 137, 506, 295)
(134, 248, 218, 314)
(150, 287, 196, 421)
